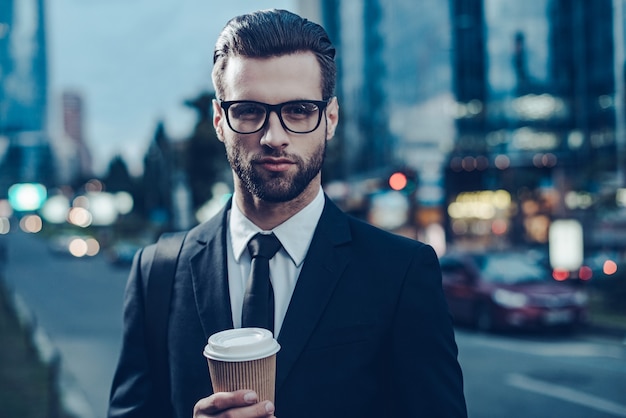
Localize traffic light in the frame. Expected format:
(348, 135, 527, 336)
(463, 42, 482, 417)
(387, 168, 417, 194)
(388, 172, 408, 191)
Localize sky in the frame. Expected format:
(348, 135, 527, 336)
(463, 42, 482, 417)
(47, 0, 295, 176)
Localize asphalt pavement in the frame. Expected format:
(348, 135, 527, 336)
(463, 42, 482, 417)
(2, 229, 625, 418)
(2, 230, 128, 418)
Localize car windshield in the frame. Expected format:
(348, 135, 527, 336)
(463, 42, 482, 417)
(475, 254, 548, 285)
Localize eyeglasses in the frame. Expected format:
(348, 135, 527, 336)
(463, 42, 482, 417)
(219, 99, 329, 134)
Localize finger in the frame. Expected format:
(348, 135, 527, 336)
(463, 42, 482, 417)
(194, 399, 275, 418)
(194, 390, 274, 416)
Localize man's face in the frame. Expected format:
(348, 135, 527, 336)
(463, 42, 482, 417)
(213, 52, 338, 203)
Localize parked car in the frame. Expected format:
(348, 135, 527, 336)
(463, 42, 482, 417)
(439, 250, 588, 332)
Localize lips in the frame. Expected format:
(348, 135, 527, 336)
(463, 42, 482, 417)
(256, 157, 294, 172)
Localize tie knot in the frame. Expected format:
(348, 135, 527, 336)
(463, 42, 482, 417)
(248, 233, 282, 260)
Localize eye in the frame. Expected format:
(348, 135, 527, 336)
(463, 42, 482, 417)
(230, 103, 266, 120)
(282, 102, 319, 119)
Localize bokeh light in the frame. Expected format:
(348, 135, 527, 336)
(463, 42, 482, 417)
(0, 217, 10, 234)
(68, 207, 93, 228)
(388, 172, 407, 191)
(85, 238, 100, 256)
(494, 154, 510, 170)
(73, 195, 90, 208)
(69, 238, 89, 257)
(0, 199, 13, 217)
(492, 219, 508, 235)
(19, 215, 43, 233)
(87, 192, 118, 226)
(603, 260, 618, 275)
(8, 183, 47, 211)
(40, 195, 71, 224)
(85, 179, 104, 192)
(68, 237, 101, 257)
(578, 265, 593, 281)
(552, 269, 569, 281)
(114, 191, 134, 215)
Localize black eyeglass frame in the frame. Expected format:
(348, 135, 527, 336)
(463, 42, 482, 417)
(219, 99, 329, 134)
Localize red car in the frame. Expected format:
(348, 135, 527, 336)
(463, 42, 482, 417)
(439, 251, 588, 332)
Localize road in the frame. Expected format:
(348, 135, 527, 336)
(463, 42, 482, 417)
(458, 329, 626, 417)
(2, 230, 128, 418)
(3, 230, 626, 418)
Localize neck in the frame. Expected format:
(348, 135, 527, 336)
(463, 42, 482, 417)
(234, 177, 321, 230)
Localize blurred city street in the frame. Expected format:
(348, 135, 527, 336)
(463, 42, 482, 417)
(2, 230, 127, 418)
(3, 230, 625, 418)
(458, 329, 626, 417)
(2, 2, 626, 415)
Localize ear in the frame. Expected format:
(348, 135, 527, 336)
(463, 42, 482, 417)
(213, 99, 225, 142)
(324, 97, 339, 141)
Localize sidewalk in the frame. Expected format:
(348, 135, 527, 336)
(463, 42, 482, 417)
(2, 231, 127, 418)
(0, 277, 95, 418)
(0, 277, 64, 418)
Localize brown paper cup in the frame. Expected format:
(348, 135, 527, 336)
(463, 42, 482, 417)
(203, 328, 280, 403)
(207, 354, 277, 402)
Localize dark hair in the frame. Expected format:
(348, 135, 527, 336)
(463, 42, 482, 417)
(212, 9, 336, 100)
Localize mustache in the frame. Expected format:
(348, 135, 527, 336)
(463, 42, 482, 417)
(255, 149, 296, 160)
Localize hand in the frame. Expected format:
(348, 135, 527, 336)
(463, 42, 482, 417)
(193, 390, 276, 418)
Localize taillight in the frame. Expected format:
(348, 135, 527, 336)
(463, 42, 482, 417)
(552, 269, 569, 281)
(578, 265, 593, 281)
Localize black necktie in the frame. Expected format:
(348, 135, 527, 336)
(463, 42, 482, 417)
(242, 233, 282, 333)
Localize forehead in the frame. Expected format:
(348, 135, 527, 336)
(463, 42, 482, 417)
(221, 52, 323, 102)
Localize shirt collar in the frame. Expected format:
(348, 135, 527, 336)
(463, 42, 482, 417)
(229, 188, 325, 266)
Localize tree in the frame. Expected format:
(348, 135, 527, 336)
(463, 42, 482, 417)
(142, 121, 172, 224)
(104, 155, 133, 192)
(184, 92, 229, 210)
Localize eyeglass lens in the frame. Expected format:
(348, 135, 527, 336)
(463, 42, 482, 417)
(226, 101, 324, 134)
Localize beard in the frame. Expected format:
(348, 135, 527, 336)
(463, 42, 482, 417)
(226, 140, 326, 203)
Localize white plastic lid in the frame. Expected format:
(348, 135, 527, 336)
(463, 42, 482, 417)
(203, 328, 280, 362)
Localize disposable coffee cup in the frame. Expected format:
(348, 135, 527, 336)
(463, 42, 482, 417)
(203, 328, 280, 403)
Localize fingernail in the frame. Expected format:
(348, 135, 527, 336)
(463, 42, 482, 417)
(244, 391, 258, 403)
(265, 401, 275, 413)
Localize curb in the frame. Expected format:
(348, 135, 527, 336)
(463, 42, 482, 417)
(7, 283, 98, 418)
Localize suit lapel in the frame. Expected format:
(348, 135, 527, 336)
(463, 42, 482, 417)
(189, 201, 234, 338)
(185, 196, 354, 390)
(275, 197, 352, 391)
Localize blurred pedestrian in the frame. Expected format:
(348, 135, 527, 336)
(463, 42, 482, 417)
(108, 8, 466, 418)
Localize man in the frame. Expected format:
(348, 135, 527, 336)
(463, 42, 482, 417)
(108, 9, 466, 418)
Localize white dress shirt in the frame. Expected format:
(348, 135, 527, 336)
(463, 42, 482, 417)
(226, 187, 325, 336)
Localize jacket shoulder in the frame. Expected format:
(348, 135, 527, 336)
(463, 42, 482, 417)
(346, 213, 429, 251)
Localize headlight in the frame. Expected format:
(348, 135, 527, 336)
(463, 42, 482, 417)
(493, 289, 528, 308)
(574, 290, 588, 306)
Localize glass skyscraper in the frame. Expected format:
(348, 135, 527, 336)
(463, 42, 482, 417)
(0, 0, 53, 190)
(447, 0, 623, 246)
(319, 0, 453, 201)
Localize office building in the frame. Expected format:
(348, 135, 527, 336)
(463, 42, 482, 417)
(60, 91, 93, 181)
(447, 0, 624, 245)
(0, 0, 54, 191)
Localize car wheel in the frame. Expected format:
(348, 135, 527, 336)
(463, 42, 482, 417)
(475, 304, 494, 332)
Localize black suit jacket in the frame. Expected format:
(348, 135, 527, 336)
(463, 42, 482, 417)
(108, 197, 467, 418)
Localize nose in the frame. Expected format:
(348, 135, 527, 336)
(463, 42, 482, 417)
(259, 111, 290, 149)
